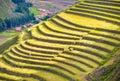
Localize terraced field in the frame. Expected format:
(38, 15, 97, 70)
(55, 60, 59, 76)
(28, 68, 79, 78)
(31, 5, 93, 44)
(0, 0, 120, 81)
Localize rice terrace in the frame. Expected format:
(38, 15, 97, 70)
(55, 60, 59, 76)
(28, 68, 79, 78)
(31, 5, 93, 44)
(0, 0, 120, 81)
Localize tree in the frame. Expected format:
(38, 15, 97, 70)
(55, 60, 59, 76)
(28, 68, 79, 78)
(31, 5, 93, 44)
(12, 0, 25, 4)
(0, 0, 35, 32)
(0, 18, 6, 32)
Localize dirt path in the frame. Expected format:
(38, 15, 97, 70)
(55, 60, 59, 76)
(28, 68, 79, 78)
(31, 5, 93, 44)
(0, 36, 8, 39)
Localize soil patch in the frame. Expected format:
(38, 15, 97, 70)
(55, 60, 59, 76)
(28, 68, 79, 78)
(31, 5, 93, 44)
(0, 36, 8, 39)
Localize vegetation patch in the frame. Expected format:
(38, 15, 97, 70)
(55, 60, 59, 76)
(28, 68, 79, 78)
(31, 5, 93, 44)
(30, 7, 42, 16)
(86, 49, 120, 81)
(0, 35, 19, 54)
(0, 30, 17, 45)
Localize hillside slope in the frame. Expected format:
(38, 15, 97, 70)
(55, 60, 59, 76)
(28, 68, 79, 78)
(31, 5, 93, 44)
(26, 0, 77, 13)
(87, 50, 120, 81)
(0, 0, 35, 32)
(0, 0, 120, 81)
(0, 0, 16, 19)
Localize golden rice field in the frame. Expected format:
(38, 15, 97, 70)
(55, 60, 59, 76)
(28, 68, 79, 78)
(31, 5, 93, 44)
(0, 0, 120, 81)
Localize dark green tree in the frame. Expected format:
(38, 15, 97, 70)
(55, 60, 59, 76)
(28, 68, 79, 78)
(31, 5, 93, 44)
(0, 18, 6, 32)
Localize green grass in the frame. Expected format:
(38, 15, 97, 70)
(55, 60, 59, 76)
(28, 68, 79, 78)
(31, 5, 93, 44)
(0, 30, 17, 45)
(29, 7, 42, 16)
(0, 27, 32, 46)
(0, 30, 16, 36)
